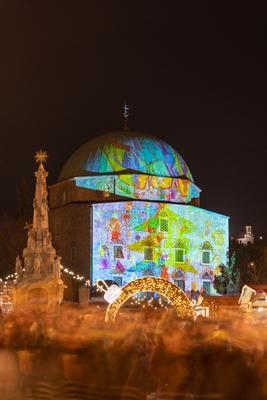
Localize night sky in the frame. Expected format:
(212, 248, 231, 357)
(0, 1, 266, 235)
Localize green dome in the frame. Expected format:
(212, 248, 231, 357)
(58, 131, 193, 182)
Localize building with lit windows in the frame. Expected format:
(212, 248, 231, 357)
(236, 225, 254, 245)
(49, 131, 229, 296)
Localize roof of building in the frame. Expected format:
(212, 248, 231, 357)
(58, 131, 193, 182)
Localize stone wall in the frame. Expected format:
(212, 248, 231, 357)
(49, 202, 90, 278)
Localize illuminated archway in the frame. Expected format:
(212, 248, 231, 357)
(105, 277, 194, 323)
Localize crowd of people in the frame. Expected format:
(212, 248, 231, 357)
(0, 303, 267, 399)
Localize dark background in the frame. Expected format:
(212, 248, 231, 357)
(0, 1, 266, 235)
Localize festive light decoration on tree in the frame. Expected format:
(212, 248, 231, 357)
(105, 277, 194, 323)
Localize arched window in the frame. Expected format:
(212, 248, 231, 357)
(200, 242, 213, 265)
(113, 245, 124, 259)
(174, 239, 186, 264)
(203, 281, 211, 295)
(144, 247, 154, 261)
(160, 218, 169, 232)
(159, 211, 169, 233)
(172, 269, 186, 291)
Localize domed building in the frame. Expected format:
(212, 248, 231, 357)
(58, 132, 194, 181)
(49, 131, 229, 297)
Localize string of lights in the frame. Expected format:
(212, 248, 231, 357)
(0, 272, 20, 290)
(60, 265, 87, 283)
(0, 265, 90, 288)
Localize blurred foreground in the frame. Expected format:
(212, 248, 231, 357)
(0, 304, 267, 399)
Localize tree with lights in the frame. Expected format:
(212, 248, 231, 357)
(213, 252, 240, 295)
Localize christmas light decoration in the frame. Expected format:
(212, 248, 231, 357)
(96, 279, 122, 303)
(0, 264, 89, 288)
(105, 277, 194, 323)
(60, 265, 86, 281)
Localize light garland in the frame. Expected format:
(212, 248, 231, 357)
(59, 265, 90, 286)
(105, 277, 194, 323)
(0, 272, 20, 293)
(0, 265, 90, 290)
(60, 265, 86, 282)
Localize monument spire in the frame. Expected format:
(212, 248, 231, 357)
(14, 151, 65, 307)
(31, 150, 50, 240)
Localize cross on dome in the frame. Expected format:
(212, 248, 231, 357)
(122, 103, 130, 130)
(123, 103, 129, 118)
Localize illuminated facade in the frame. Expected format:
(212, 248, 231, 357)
(49, 131, 229, 297)
(92, 202, 228, 295)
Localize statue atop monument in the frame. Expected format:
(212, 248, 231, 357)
(53, 256, 62, 280)
(15, 256, 23, 278)
(34, 253, 42, 275)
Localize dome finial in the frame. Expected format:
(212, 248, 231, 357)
(122, 103, 130, 130)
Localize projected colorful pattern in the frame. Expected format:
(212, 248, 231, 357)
(92, 202, 229, 295)
(82, 136, 193, 180)
(75, 174, 200, 203)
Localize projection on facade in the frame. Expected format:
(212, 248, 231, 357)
(91, 201, 228, 295)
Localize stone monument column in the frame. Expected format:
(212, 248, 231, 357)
(14, 151, 65, 306)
